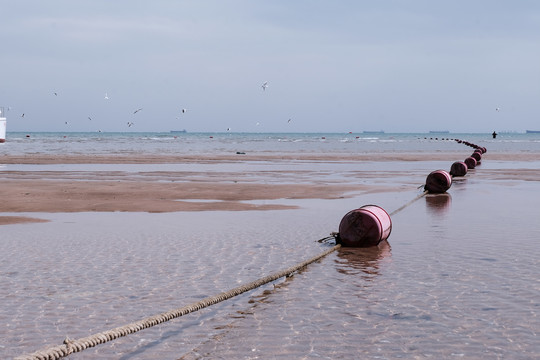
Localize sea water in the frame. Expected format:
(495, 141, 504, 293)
(1, 132, 539, 359)
(2, 131, 540, 157)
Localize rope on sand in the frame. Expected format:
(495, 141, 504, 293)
(16, 244, 341, 360)
(388, 190, 429, 216)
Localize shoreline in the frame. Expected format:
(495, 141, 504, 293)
(2, 151, 540, 164)
(2, 152, 538, 226)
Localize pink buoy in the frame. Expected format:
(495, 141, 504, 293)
(424, 170, 452, 193)
(464, 156, 477, 169)
(338, 205, 392, 247)
(470, 152, 482, 162)
(450, 161, 468, 177)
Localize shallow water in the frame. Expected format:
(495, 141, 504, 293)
(2, 167, 539, 359)
(1, 135, 539, 359)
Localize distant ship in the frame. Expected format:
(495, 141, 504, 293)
(170, 129, 187, 133)
(525, 130, 540, 133)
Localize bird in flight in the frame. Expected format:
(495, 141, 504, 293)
(182, 108, 186, 114)
(127, 122, 134, 127)
(21, 113, 25, 118)
(288, 118, 292, 123)
(495, 107, 500, 112)
(54, 92, 58, 96)
(88, 117, 92, 121)
(133, 108, 143, 114)
(104, 93, 109, 100)
(261, 81, 268, 91)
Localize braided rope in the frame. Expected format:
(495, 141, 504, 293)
(16, 244, 341, 360)
(389, 190, 428, 216)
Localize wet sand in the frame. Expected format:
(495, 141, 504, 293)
(0, 153, 430, 225)
(2, 152, 538, 226)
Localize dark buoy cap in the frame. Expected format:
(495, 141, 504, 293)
(450, 161, 468, 177)
(464, 156, 477, 169)
(424, 170, 452, 193)
(338, 205, 392, 247)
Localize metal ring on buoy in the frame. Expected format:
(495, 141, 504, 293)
(450, 161, 468, 177)
(424, 170, 452, 193)
(464, 156, 477, 169)
(338, 205, 392, 247)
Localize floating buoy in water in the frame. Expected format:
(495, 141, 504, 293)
(464, 156, 477, 169)
(338, 205, 392, 247)
(424, 170, 452, 193)
(470, 152, 482, 162)
(450, 161, 468, 177)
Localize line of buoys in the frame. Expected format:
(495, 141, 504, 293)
(334, 137, 487, 248)
(425, 137, 488, 189)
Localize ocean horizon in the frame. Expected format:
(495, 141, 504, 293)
(2, 131, 539, 158)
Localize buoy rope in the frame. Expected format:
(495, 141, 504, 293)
(16, 245, 341, 360)
(389, 190, 429, 216)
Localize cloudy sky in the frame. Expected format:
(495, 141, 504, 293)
(1, 1, 539, 133)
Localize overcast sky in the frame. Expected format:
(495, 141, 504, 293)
(1, 1, 539, 133)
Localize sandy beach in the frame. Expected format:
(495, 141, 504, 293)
(2, 152, 538, 226)
(0, 153, 429, 225)
(2, 147, 540, 359)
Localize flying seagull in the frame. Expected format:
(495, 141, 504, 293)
(133, 108, 143, 114)
(261, 81, 268, 91)
(88, 117, 92, 121)
(104, 93, 109, 100)
(127, 122, 134, 127)
(21, 113, 25, 118)
(182, 108, 186, 114)
(288, 118, 292, 123)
